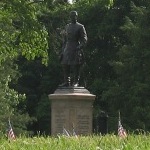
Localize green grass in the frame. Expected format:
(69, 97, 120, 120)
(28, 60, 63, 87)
(0, 134, 150, 150)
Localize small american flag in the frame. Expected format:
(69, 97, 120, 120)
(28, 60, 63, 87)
(118, 112, 127, 138)
(7, 120, 16, 141)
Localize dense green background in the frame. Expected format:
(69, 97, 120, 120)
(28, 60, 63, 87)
(1, 0, 150, 135)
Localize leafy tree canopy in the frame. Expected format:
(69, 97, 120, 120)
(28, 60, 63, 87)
(0, 0, 48, 65)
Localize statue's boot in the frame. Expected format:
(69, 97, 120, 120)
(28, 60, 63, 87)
(73, 76, 80, 87)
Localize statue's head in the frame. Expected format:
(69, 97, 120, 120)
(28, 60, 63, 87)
(70, 11, 78, 23)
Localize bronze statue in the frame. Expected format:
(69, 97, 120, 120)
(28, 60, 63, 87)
(59, 11, 87, 87)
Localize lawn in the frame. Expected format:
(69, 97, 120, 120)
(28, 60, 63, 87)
(0, 134, 150, 150)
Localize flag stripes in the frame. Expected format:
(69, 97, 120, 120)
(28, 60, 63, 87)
(7, 120, 16, 140)
(118, 119, 127, 138)
(118, 111, 127, 138)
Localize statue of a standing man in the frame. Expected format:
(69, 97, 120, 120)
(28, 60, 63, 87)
(59, 11, 87, 87)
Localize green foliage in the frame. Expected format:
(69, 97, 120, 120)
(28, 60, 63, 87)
(102, 1, 150, 131)
(0, 59, 32, 134)
(0, 0, 48, 65)
(36, 94, 51, 134)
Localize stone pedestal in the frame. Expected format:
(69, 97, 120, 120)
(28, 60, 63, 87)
(49, 87, 95, 136)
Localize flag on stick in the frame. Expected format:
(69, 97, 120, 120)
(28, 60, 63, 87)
(7, 119, 16, 141)
(63, 127, 70, 137)
(118, 111, 127, 138)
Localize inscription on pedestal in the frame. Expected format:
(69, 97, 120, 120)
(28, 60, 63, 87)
(76, 106, 92, 135)
(77, 115, 90, 134)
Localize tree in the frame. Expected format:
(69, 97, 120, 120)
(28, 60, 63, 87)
(0, 59, 33, 135)
(0, 0, 48, 64)
(0, 0, 48, 134)
(102, 1, 150, 131)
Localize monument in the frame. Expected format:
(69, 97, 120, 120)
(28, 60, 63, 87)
(49, 11, 95, 136)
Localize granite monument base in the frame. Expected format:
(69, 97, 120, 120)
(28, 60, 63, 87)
(49, 87, 95, 136)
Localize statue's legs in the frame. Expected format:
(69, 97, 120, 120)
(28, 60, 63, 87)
(59, 64, 81, 87)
